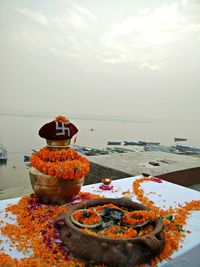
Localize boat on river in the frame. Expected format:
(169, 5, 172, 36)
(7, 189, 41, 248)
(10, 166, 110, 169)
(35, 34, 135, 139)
(139, 141, 160, 146)
(124, 141, 141, 146)
(176, 144, 200, 154)
(24, 149, 38, 162)
(124, 141, 160, 146)
(174, 137, 187, 142)
(107, 141, 121, 146)
(146, 144, 177, 153)
(0, 146, 7, 164)
(24, 154, 31, 162)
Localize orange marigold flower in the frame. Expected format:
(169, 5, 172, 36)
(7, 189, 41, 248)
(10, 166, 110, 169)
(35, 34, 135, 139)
(73, 208, 101, 225)
(30, 147, 90, 180)
(55, 115, 69, 123)
(122, 210, 160, 226)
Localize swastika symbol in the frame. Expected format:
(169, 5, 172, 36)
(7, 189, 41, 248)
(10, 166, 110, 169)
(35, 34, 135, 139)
(56, 121, 70, 136)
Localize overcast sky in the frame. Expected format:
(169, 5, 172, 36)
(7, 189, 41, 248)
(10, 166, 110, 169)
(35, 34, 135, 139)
(0, 0, 200, 121)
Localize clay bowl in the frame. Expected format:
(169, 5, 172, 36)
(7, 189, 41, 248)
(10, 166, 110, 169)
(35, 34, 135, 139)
(29, 167, 84, 205)
(54, 197, 165, 266)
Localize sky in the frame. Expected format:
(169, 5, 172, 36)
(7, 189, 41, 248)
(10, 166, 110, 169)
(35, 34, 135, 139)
(0, 0, 200, 121)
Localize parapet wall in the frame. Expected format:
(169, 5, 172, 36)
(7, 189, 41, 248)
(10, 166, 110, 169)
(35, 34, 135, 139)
(85, 162, 131, 185)
(85, 152, 200, 187)
(158, 167, 200, 186)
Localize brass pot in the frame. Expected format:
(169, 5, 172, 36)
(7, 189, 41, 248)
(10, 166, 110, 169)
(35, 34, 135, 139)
(46, 139, 71, 148)
(29, 167, 84, 204)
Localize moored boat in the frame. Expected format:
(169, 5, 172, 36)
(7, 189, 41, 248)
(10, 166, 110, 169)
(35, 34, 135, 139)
(146, 144, 177, 153)
(24, 154, 31, 162)
(0, 146, 7, 164)
(176, 144, 200, 154)
(174, 137, 187, 142)
(124, 141, 160, 146)
(139, 141, 160, 145)
(124, 141, 141, 146)
(107, 141, 121, 145)
(24, 149, 38, 162)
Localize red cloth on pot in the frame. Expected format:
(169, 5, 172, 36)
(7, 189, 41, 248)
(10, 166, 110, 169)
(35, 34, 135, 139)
(39, 120, 78, 140)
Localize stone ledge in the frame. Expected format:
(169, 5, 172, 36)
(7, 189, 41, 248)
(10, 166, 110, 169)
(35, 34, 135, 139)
(86, 151, 200, 187)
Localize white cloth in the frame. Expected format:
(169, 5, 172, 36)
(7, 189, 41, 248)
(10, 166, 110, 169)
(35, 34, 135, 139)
(1, 176, 200, 266)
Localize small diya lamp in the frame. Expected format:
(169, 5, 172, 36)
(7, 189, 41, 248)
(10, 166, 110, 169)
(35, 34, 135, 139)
(99, 177, 113, 190)
(29, 115, 90, 204)
(102, 177, 112, 185)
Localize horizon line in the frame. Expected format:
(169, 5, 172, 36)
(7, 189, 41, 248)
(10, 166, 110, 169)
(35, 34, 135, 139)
(0, 111, 199, 124)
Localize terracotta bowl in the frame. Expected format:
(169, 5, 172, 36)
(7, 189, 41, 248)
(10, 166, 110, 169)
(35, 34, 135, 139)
(54, 197, 165, 266)
(29, 167, 84, 205)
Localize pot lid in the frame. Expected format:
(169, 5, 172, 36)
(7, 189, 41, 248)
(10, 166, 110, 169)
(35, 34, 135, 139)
(39, 115, 78, 140)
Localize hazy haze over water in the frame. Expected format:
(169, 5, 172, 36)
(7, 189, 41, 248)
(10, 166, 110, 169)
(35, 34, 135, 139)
(0, 0, 200, 122)
(0, 114, 200, 153)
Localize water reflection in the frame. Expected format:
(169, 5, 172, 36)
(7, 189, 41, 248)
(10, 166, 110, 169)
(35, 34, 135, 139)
(0, 152, 29, 190)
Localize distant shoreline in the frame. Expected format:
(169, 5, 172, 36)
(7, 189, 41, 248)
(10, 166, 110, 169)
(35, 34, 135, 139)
(0, 111, 199, 124)
(0, 111, 156, 123)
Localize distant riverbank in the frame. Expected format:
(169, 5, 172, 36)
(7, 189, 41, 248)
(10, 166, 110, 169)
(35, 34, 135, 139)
(1, 149, 200, 200)
(1, 113, 200, 200)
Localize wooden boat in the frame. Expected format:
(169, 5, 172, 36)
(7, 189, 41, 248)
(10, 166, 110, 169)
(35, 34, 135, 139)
(24, 154, 31, 162)
(24, 149, 38, 162)
(139, 141, 160, 146)
(176, 144, 200, 154)
(123, 141, 141, 146)
(71, 145, 111, 156)
(146, 144, 177, 153)
(124, 141, 160, 146)
(107, 141, 121, 146)
(0, 146, 7, 164)
(174, 137, 187, 142)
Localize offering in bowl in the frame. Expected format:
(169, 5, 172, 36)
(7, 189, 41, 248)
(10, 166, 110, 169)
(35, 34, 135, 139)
(54, 197, 165, 266)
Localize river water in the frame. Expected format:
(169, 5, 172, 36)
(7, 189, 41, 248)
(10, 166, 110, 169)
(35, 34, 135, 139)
(0, 114, 200, 193)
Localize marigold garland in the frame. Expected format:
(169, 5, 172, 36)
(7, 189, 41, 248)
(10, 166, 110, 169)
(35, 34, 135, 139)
(0, 192, 101, 267)
(95, 203, 122, 214)
(133, 177, 200, 267)
(77, 204, 159, 239)
(122, 210, 160, 226)
(82, 224, 155, 240)
(101, 225, 137, 239)
(73, 208, 101, 225)
(55, 115, 69, 123)
(30, 147, 90, 179)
